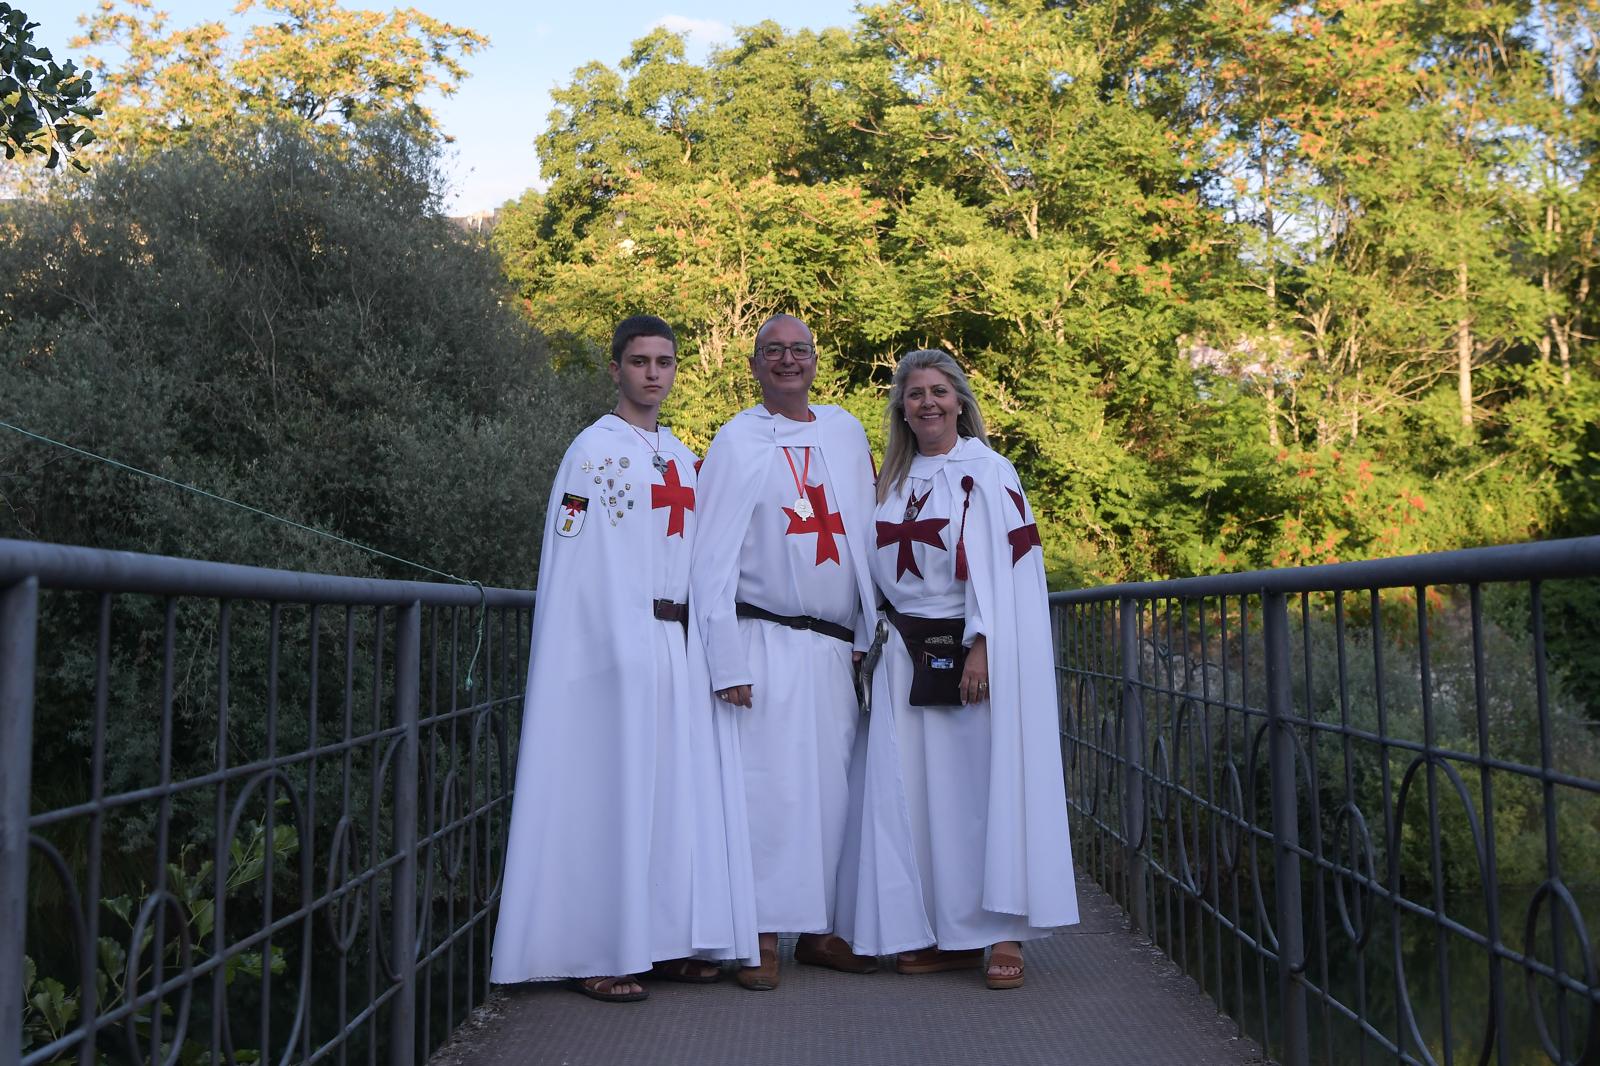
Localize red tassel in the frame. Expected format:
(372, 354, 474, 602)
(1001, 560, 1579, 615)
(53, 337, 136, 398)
(954, 475, 974, 581)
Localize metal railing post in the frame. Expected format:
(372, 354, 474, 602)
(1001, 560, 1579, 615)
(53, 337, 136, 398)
(1119, 595, 1149, 934)
(0, 577, 39, 1066)
(390, 601, 422, 1066)
(1263, 591, 1309, 1066)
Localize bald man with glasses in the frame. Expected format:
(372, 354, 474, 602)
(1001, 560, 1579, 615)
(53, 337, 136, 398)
(692, 314, 880, 990)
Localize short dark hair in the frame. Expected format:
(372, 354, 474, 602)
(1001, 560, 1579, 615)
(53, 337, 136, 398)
(611, 315, 677, 363)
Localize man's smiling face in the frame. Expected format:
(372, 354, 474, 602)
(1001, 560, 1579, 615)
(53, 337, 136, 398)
(750, 316, 817, 409)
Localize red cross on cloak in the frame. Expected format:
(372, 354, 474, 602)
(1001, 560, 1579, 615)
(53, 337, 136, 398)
(784, 481, 846, 565)
(1007, 487, 1041, 565)
(651, 459, 695, 538)
(875, 491, 948, 581)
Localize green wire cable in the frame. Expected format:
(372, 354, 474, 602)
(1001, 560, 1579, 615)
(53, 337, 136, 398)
(1, 417, 493, 691)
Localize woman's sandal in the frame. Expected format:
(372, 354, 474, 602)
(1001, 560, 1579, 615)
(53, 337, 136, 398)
(985, 945, 1024, 990)
(735, 939, 780, 991)
(570, 975, 649, 1002)
(894, 946, 985, 974)
(649, 957, 723, 983)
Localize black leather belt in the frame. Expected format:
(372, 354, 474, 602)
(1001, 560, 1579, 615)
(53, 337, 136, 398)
(736, 601, 853, 645)
(653, 599, 688, 624)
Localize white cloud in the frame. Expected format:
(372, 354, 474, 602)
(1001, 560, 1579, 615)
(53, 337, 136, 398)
(652, 14, 735, 48)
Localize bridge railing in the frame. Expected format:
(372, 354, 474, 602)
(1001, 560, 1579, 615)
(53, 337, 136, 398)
(1051, 536, 1600, 1066)
(0, 539, 533, 1066)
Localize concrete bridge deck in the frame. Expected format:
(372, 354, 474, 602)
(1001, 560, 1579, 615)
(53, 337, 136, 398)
(431, 875, 1267, 1066)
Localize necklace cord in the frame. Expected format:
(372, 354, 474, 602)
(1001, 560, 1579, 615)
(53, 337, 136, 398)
(782, 445, 811, 499)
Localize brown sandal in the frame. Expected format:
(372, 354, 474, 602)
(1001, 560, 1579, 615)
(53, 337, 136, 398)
(735, 939, 780, 991)
(986, 945, 1024, 990)
(895, 947, 984, 974)
(570, 975, 649, 1002)
(794, 934, 879, 974)
(649, 957, 722, 983)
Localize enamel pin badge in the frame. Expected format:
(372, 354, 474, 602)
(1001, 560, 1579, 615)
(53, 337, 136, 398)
(557, 493, 588, 537)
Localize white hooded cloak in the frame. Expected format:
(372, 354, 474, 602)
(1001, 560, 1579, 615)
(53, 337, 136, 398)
(690, 405, 878, 935)
(491, 415, 749, 981)
(837, 436, 1079, 954)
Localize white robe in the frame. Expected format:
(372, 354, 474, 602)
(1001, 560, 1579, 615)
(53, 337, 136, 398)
(491, 415, 745, 982)
(837, 436, 1079, 955)
(691, 405, 878, 935)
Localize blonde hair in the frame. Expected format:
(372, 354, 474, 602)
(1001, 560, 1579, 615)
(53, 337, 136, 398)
(877, 349, 988, 503)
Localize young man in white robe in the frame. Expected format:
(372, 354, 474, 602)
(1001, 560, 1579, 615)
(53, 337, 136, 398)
(691, 313, 881, 990)
(491, 315, 749, 1002)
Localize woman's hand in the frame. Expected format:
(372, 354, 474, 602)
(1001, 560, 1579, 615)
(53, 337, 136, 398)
(961, 635, 989, 704)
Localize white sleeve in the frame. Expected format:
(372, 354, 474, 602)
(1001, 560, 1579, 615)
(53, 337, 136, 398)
(689, 431, 757, 691)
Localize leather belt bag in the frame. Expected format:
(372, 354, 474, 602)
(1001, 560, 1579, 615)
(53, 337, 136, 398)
(735, 601, 854, 644)
(885, 605, 967, 707)
(653, 599, 689, 625)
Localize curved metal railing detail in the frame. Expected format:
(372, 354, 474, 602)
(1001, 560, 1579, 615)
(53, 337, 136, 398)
(1, 539, 532, 1066)
(1051, 536, 1600, 1066)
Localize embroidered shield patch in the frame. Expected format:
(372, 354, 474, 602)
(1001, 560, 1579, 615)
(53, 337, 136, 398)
(557, 492, 588, 538)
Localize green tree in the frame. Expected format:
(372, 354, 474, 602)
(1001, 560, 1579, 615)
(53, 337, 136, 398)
(0, 118, 600, 589)
(503, 2, 1232, 581)
(500, 0, 1600, 586)
(0, 3, 100, 169)
(71, 0, 484, 155)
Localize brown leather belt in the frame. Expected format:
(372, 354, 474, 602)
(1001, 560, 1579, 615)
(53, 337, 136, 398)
(736, 601, 854, 645)
(653, 599, 689, 624)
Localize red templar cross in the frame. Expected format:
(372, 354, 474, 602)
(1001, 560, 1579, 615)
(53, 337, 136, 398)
(651, 459, 695, 538)
(1007, 487, 1041, 565)
(784, 482, 846, 565)
(876, 492, 948, 581)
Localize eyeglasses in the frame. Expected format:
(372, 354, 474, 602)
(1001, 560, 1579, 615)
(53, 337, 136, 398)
(755, 342, 817, 362)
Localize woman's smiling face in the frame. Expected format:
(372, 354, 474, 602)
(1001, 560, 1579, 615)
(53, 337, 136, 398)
(903, 367, 960, 455)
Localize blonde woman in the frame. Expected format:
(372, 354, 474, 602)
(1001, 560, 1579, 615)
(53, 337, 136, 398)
(836, 349, 1079, 989)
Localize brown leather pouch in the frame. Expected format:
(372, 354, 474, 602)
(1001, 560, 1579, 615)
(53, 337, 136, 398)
(886, 606, 967, 707)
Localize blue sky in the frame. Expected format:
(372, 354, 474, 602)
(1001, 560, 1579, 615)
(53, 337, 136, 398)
(37, 1, 862, 213)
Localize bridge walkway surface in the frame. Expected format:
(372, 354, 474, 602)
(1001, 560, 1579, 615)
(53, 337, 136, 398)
(429, 875, 1267, 1066)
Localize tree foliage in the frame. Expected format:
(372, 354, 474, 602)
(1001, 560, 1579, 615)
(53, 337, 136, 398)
(0, 3, 100, 169)
(70, 0, 484, 155)
(0, 119, 603, 589)
(499, 0, 1600, 589)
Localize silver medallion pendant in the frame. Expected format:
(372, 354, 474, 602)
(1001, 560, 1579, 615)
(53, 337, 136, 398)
(794, 497, 815, 520)
(652, 454, 670, 474)
(903, 486, 930, 522)
(620, 456, 631, 469)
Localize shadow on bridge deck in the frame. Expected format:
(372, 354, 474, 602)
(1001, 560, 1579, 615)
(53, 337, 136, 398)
(431, 874, 1267, 1066)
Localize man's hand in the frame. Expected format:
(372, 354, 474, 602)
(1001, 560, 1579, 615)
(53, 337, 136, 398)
(717, 684, 753, 708)
(853, 651, 864, 664)
(960, 635, 989, 705)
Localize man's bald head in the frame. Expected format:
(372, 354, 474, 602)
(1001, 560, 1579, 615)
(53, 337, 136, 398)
(754, 314, 813, 350)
